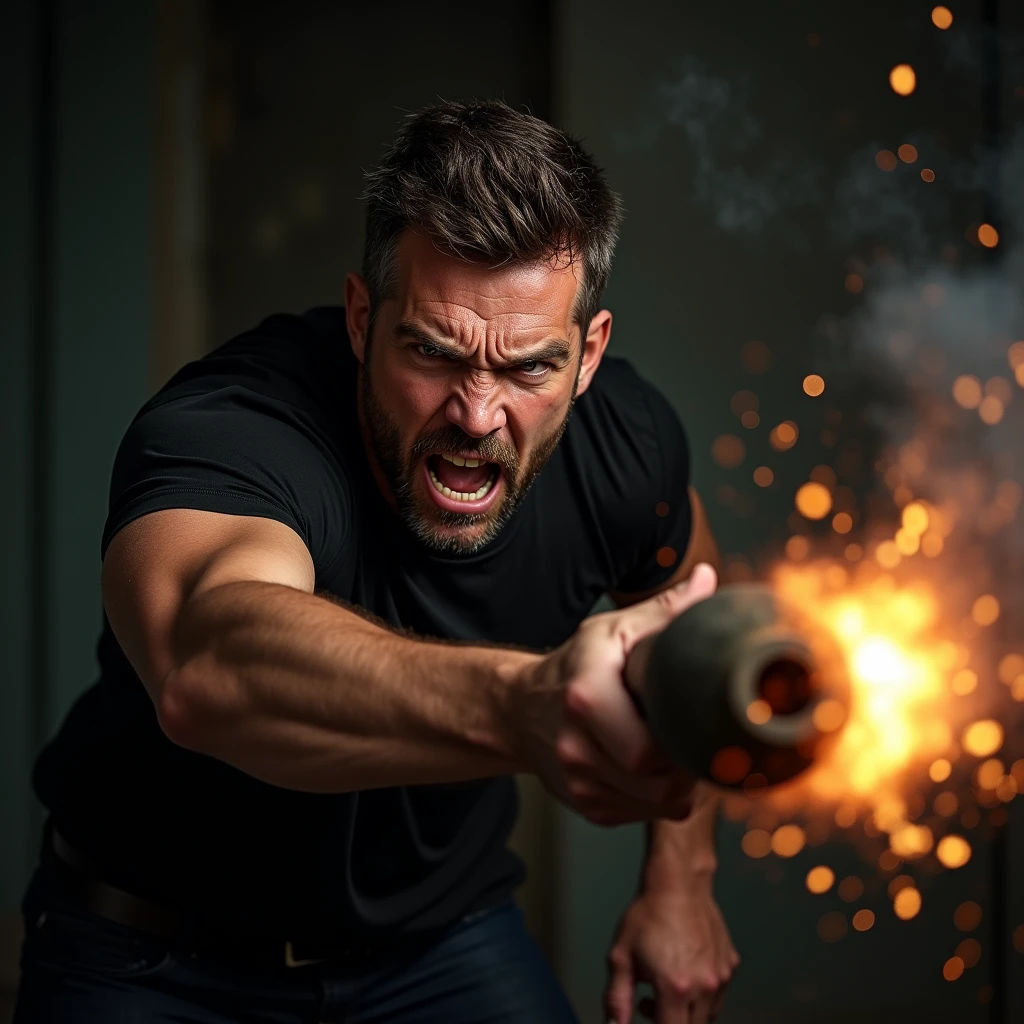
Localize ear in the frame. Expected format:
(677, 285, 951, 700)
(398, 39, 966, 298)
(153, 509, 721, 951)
(575, 309, 613, 398)
(345, 272, 371, 364)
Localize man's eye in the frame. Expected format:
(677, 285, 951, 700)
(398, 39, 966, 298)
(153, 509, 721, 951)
(517, 360, 549, 376)
(419, 344, 440, 358)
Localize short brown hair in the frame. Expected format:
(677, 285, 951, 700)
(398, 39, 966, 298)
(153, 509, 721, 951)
(361, 100, 622, 338)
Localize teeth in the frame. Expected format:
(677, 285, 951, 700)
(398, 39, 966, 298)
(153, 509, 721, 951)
(439, 453, 482, 468)
(428, 467, 499, 503)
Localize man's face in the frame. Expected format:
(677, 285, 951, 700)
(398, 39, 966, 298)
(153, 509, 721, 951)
(352, 232, 601, 554)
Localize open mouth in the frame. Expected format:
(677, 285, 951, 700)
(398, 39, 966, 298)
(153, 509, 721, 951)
(423, 452, 503, 512)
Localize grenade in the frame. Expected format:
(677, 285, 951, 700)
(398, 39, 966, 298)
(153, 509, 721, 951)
(626, 584, 849, 788)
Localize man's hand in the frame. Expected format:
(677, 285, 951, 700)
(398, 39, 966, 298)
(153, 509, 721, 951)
(604, 874, 739, 1024)
(507, 564, 717, 826)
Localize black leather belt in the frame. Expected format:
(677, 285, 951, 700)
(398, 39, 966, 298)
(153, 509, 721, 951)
(45, 824, 436, 969)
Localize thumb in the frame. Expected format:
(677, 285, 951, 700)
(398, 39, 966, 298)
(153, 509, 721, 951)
(619, 562, 718, 650)
(604, 954, 636, 1024)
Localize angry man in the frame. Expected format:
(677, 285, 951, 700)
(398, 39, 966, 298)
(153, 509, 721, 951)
(15, 100, 738, 1024)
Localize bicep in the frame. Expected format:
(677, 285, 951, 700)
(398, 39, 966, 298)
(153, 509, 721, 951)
(102, 508, 315, 701)
(608, 487, 719, 607)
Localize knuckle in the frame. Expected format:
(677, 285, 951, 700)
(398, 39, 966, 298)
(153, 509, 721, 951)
(563, 684, 592, 720)
(664, 974, 692, 999)
(555, 735, 585, 768)
(566, 777, 591, 801)
(606, 947, 630, 971)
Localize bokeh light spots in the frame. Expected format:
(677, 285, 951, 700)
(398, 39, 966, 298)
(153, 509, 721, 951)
(806, 866, 835, 894)
(956, 938, 981, 968)
(712, 434, 746, 468)
(943, 956, 965, 981)
(771, 824, 806, 857)
(954, 901, 982, 932)
(741, 828, 772, 858)
(951, 669, 977, 696)
(838, 876, 864, 902)
(876, 150, 898, 171)
(770, 421, 799, 451)
(889, 64, 917, 96)
(936, 835, 972, 869)
(893, 886, 922, 919)
(962, 720, 1002, 759)
(953, 375, 983, 408)
(803, 374, 826, 397)
(852, 909, 875, 932)
(796, 482, 833, 520)
(971, 595, 1000, 626)
(977, 223, 999, 248)
(786, 535, 810, 561)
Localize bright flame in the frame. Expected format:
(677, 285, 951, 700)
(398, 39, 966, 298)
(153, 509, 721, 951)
(771, 563, 955, 845)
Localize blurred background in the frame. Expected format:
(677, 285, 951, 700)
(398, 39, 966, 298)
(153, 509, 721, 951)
(2, 1, 1024, 1021)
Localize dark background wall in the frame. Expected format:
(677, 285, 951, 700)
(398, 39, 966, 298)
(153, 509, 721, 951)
(1, 1, 1022, 1022)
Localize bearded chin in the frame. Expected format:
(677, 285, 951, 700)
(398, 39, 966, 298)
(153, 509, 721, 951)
(360, 365, 575, 554)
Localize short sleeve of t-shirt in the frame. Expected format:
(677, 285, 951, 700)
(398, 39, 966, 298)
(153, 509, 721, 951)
(101, 381, 352, 582)
(607, 372, 694, 595)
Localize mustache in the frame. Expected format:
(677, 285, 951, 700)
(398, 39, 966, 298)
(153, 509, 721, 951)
(410, 425, 519, 476)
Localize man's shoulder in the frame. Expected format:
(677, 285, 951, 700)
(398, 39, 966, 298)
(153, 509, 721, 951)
(571, 354, 680, 449)
(150, 306, 353, 412)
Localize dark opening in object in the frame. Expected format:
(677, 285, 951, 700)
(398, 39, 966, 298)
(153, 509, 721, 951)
(757, 658, 812, 716)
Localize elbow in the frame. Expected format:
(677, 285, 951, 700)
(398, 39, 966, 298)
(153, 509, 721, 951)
(156, 659, 221, 754)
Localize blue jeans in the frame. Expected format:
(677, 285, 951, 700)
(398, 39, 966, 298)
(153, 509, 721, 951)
(13, 869, 579, 1023)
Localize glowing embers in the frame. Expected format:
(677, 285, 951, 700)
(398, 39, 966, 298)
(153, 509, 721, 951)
(977, 223, 999, 248)
(712, 434, 746, 469)
(803, 374, 826, 397)
(770, 421, 799, 451)
(806, 865, 835, 894)
(936, 834, 972, 869)
(795, 482, 832, 520)
(889, 64, 917, 96)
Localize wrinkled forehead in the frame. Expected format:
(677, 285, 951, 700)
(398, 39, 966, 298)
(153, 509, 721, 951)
(390, 230, 583, 342)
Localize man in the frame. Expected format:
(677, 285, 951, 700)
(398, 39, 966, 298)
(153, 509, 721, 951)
(15, 100, 738, 1024)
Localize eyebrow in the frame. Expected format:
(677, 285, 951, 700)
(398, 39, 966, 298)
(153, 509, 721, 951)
(394, 320, 573, 366)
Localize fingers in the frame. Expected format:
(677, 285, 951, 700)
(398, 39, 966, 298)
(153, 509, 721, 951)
(688, 995, 712, 1024)
(575, 564, 717, 773)
(615, 563, 718, 651)
(558, 724, 693, 814)
(604, 949, 635, 1024)
(651, 978, 691, 1024)
(564, 658, 666, 777)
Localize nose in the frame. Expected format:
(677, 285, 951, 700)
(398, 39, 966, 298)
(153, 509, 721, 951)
(444, 373, 507, 438)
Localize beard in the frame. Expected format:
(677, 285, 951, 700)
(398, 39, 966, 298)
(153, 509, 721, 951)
(361, 363, 578, 555)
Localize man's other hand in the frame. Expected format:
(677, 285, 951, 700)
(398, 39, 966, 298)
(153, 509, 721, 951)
(604, 875, 738, 1024)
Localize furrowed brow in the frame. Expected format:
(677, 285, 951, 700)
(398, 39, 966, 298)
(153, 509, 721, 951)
(394, 321, 464, 360)
(394, 320, 573, 367)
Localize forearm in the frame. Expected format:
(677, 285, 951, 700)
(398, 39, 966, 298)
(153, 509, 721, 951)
(160, 580, 536, 792)
(642, 783, 720, 890)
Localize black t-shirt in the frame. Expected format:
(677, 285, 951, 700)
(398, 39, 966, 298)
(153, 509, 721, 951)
(33, 307, 693, 941)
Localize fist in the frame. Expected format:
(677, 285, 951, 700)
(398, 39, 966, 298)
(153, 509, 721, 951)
(509, 564, 717, 826)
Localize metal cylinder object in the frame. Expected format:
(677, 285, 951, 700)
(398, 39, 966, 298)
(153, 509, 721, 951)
(630, 583, 850, 788)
